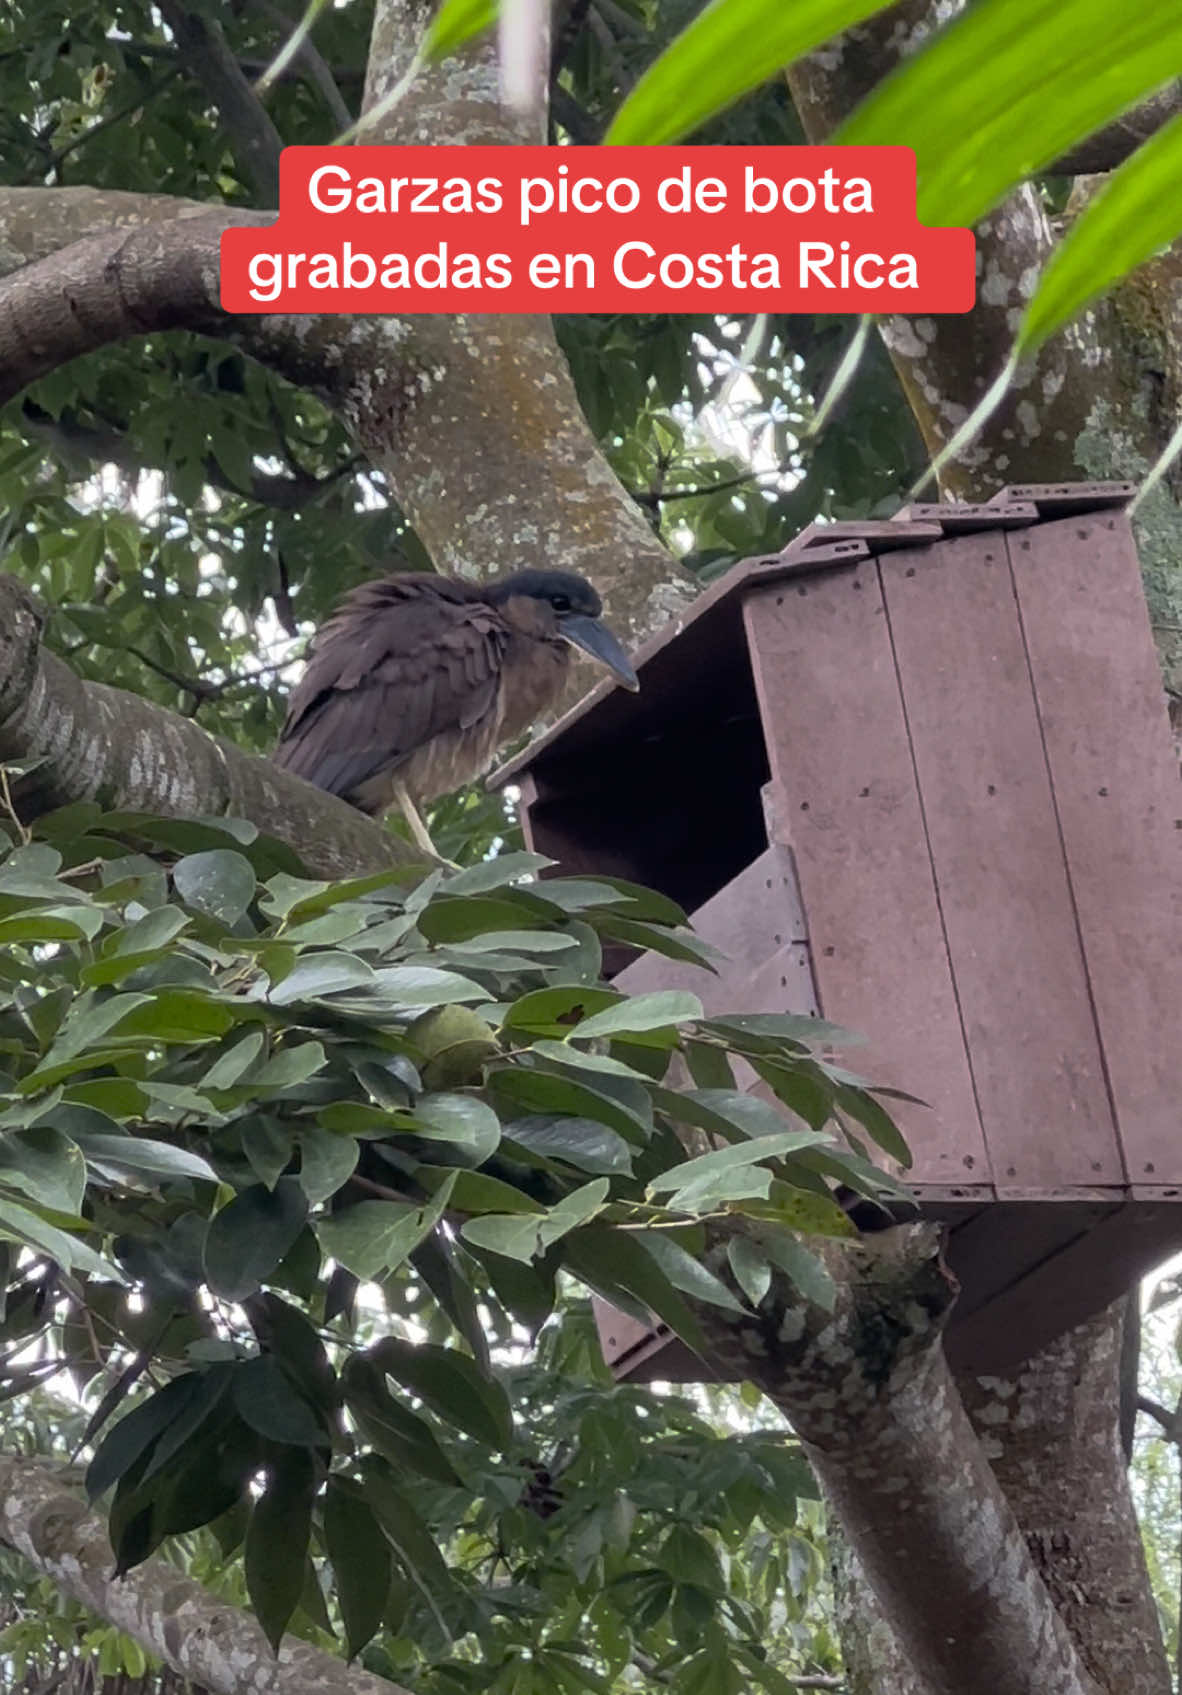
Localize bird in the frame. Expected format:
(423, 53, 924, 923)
(272, 567, 639, 860)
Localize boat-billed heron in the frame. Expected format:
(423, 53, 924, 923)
(273, 568, 638, 858)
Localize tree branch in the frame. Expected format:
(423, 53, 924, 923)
(693, 1225, 1103, 1695)
(0, 574, 413, 878)
(0, 1454, 412, 1695)
(1047, 83, 1182, 175)
(249, 0, 355, 129)
(156, 0, 285, 205)
(0, 191, 409, 427)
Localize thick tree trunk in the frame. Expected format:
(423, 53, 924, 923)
(960, 1306, 1171, 1695)
(694, 1226, 1103, 1695)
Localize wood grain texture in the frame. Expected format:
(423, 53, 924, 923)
(880, 532, 1120, 1186)
(1009, 513, 1182, 1182)
(743, 564, 987, 1186)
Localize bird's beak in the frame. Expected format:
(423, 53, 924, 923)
(560, 615, 640, 691)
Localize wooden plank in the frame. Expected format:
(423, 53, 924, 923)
(742, 561, 988, 1187)
(1010, 513, 1182, 1183)
(593, 1302, 733, 1385)
(944, 1202, 1182, 1373)
(893, 501, 1039, 532)
(989, 482, 1135, 514)
(611, 848, 812, 1009)
(943, 1200, 1115, 1322)
(880, 533, 1122, 1186)
(782, 520, 943, 557)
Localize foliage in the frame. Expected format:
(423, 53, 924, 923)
(0, 806, 904, 1680)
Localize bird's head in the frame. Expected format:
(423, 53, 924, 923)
(489, 569, 639, 691)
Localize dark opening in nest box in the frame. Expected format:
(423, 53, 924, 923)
(491, 484, 1182, 1376)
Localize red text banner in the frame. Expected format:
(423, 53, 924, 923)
(220, 146, 975, 315)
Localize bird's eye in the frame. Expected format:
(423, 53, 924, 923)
(550, 594, 572, 613)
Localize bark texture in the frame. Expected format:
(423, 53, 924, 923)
(695, 1226, 1103, 1695)
(960, 1306, 1171, 1695)
(0, 1456, 412, 1695)
(0, 575, 411, 878)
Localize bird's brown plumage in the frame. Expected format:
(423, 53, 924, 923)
(273, 573, 585, 819)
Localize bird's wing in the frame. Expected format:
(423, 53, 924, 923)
(274, 580, 508, 801)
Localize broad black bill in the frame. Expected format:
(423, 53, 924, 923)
(560, 614, 640, 691)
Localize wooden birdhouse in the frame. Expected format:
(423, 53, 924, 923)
(491, 485, 1182, 1376)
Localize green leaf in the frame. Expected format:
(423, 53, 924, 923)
(324, 1476, 392, 1659)
(357, 1454, 458, 1612)
(683, 1088, 819, 1143)
(367, 965, 488, 1007)
(0, 907, 102, 944)
(639, 1232, 745, 1315)
(461, 1179, 610, 1262)
(87, 1373, 201, 1500)
(232, 1354, 329, 1447)
(296, 1128, 360, 1206)
(590, 915, 720, 971)
(504, 1116, 633, 1176)
(565, 1228, 709, 1359)
(836, 1085, 911, 1169)
(759, 1229, 836, 1312)
(526, 1040, 651, 1080)
(173, 851, 256, 924)
(105, 906, 190, 958)
(267, 954, 376, 1003)
(572, 991, 703, 1041)
(458, 1212, 546, 1263)
(370, 1336, 513, 1450)
(657, 1525, 725, 1594)
(0, 1126, 85, 1214)
(141, 1365, 234, 1484)
(104, 990, 236, 1045)
(202, 1031, 266, 1090)
(423, 0, 496, 59)
(702, 1013, 859, 1049)
(407, 1092, 501, 1160)
(251, 1042, 328, 1091)
(341, 1357, 462, 1486)
(575, 878, 689, 926)
(69, 1131, 218, 1186)
(246, 1447, 317, 1653)
(317, 1200, 426, 1282)
(490, 1067, 650, 1144)
(649, 1128, 826, 1193)
(429, 1168, 544, 1216)
(501, 985, 621, 1035)
(242, 1118, 294, 1189)
(203, 1179, 309, 1302)
(22, 992, 153, 1084)
(417, 894, 547, 942)
(836, 0, 1182, 229)
(727, 1237, 772, 1309)
(684, 1042, 736, 1091)
(1021, 112, 1182, 351)
(747, 1182, 858, 1239)
(441, 852, 553, 893)
(0, 1196, 119, 1280)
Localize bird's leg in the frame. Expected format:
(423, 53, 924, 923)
(392, 780, 454, 867)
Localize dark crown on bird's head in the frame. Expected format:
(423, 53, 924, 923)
(486, 569, 602, 621)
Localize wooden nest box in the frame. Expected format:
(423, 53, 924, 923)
(493, 484, 1182, 1376)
